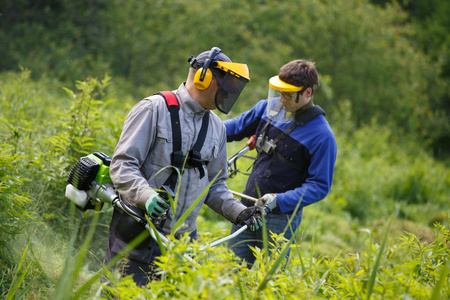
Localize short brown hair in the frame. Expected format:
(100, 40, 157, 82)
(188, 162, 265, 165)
(279, 60, 319, 93)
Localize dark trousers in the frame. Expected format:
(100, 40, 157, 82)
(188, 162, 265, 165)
(103, 209, 196, 286)
(227, 213, 301, 268)
(103, 244, 161, 286)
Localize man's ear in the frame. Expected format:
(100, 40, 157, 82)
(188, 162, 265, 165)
(305, 87, 313, 97)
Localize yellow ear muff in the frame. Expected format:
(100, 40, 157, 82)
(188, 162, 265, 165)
(194, 68, 213, 90)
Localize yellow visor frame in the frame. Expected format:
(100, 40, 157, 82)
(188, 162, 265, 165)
(215, 61, 250, 81)
(269, 75, 303, 92)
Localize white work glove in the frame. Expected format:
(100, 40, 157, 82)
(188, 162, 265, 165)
(256, 193, 278, 211)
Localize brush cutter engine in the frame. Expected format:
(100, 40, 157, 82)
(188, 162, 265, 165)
(64, 151, 273, 257)
(65, 152, 172, 247)
(65, 152, 118, 211)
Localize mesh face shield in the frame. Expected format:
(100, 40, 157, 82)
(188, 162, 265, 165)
(215, 71, 249, 114)
(187, 52, 250, 114)
(213, 61, 250, 114)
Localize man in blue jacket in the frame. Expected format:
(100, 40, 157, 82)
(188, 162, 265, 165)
(225, 59, 337, 267)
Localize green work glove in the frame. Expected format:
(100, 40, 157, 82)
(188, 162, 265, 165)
(236, 206, 263, 231)
(256, 193, 278, 212)
(145, 193, 170, 220)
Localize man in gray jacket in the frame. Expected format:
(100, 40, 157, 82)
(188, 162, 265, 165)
(103, 47, 262, 285)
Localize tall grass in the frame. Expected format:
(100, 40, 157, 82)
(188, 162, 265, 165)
(1, 70, 449, 298)
(4, 244, 36, 300)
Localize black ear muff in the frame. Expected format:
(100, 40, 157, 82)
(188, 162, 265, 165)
(194, 67, 213, 90)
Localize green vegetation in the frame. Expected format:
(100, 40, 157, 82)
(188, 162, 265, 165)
(0, 0, 449, 298)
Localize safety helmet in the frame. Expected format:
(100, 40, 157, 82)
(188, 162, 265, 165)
(188, 48, 250, 114)
(266, 75, 304, 123)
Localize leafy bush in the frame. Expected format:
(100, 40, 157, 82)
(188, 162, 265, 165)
(0, 145, 32, 262)
(322, 101, 450, 224)
(0, 71, 122, 288)
(0, 71, 36, 296)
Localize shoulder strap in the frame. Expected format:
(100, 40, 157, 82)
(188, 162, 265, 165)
(155, 91, 210, 193)
(188, 111, 210, 178)
(274, 105, 326, 144)
(158, 91, 179, 108)
(294, 105, 325, 126)
(154, 91, 183, 195)
(156, 91, 182, 165)
(192, 111, 210, 153)
(272, 122, 297, 144)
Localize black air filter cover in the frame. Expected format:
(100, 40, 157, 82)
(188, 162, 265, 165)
(67, 156, 100, 191)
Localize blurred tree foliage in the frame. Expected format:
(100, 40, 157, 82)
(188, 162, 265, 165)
(370, 0, 450, 159)
(1, 0, 448, 159)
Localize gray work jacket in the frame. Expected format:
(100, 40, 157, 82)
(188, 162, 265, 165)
(110, 83, 246, 236)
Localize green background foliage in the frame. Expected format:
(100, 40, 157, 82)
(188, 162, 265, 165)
(0, 0, 449, 298)
(1, 0, 449, 158)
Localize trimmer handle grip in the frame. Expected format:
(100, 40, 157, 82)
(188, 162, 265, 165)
(159, 185, 175, 202)
(246, 135, 256, 150)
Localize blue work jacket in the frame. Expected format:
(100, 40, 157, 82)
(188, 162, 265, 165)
(225, 99, 337, 215)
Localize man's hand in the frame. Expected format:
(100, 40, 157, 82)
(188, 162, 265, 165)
(145, 193, 170, 220)
(256, 193, 278, 211)
(236, 206, 263, 231)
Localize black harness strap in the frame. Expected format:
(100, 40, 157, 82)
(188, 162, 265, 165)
(157, 92, 183, 168)
(273, 106, 325, 143)
(156, 92, 181, 194)
(294, 105, 325, 126)
(188, 110, 210, 178)
(155, 91, 210, 194)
